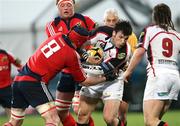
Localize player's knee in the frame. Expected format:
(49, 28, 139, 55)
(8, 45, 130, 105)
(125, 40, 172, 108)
(55, 99, 72, 112)
(103, 114, 115, 125)
(144, 117, 157, 126)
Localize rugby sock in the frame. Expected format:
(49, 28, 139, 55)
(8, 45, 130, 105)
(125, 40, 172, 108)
(157, 121, 169, 126)
(62, 113, 76, 126)
(117, 118, 127, 126)
(89, 116, 95, 126)
(3, 122, 13, 126)
(76, 123, 89, 126)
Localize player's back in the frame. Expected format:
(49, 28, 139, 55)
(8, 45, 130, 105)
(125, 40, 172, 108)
(27, 33, 77, 83)
(145, 25, 180, 71)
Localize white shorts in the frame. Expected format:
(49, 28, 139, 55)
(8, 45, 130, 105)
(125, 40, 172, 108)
(144, 69, 180, 101)
(80, 76, 124, 101)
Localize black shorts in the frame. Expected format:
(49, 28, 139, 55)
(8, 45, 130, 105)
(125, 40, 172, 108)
(12, 81, 54, 109)
(57, 72, 81, 92)
(122, 81, 133, 102)
(0, 85, 12, 108)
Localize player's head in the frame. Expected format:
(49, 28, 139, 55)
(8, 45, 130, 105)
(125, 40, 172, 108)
(103, 8, 119, 28)
(112, 20, 132, 48)
(56, 0, 75, 19)
(68, 25, 89, 48)
(152, 3, 175, 31)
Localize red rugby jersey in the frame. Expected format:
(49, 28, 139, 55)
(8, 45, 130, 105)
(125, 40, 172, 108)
(46, 13, 96, 74)
(46, 13, 96, 37)
(14, 33, 86, 84)
(0, 50, 21, 88)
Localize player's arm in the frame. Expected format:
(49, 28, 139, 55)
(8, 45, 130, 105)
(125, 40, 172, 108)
(123, 47, 145, 82)
(123, 29, 147, 82)
(7, 53, 22, 68)
(84, 16, 97, 30)
(77, 48, 102, 65)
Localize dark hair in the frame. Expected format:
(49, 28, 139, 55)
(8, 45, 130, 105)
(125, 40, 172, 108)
(153, 3, 175, 31)
(114, 20, 132, 36)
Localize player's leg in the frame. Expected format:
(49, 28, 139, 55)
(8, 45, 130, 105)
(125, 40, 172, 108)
(103, 100, 120, 126)
(118, 81, 132, 126)
(77, 86, 99, 125)
(103, 78, 124, 126)
(143, 100, 170, 126)
(77, 95, 98, 125)
(72, 85, 81, 114)
(118, 101, 128, 126)
(55, 72, 76, 126)
(159, 100, 171, 120)
(36, 102, 62, 126)
(20, 81, 61, 126)
(143, 72, 180, 126)
(72, 85, 95, 126)
(3, 108, 25, 126)
(3, 82, 28, 126)
(0, 85, 12, 117)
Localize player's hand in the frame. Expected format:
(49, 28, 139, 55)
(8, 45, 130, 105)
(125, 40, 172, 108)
(86, 56, 102, 65)
(15, 58, 21, 64)
(123, 70, 131, 83)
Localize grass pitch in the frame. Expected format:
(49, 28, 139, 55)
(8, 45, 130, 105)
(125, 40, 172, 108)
(0, 110, 180, 126)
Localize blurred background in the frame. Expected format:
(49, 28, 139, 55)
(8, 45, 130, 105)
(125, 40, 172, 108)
(0, 0, 180, 114)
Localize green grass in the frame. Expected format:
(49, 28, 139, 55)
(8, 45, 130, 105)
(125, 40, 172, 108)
(0, 110, 180, 126)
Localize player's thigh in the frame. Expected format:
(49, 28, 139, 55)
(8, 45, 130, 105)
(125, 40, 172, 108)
(56, 72, 76, 93)
(14, 81, 54, 108)
(143, 100, 169, 120)
(56, 91, 74, 100)
(79, 95, 99, 113)
(0, 85, 12, 109)
(103, 100, 120, 119)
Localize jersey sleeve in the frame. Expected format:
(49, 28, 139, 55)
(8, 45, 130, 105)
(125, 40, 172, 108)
(67, 51, 87, 83)
(7, 52, 22, 68)
(138, 28, 150, 50)
(45, 21, 58, 37)
(84, 16, 96, 31)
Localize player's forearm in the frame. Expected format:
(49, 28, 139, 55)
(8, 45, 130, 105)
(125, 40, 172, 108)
(80, 76, 106, 86)
(126, 47, 145, 74)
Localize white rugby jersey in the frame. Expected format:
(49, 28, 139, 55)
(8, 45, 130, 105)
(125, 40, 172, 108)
(139, 25, 180, 73)
(89, 26, 132, 69)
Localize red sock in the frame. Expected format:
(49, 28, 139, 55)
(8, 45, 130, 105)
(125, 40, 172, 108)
(89, 116, 94, 126)
(158, 121, 169, 126)
(62, 113, 76, 126)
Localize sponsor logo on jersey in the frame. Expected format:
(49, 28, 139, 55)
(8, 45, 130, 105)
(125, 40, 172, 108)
(118, 53, 126, 59)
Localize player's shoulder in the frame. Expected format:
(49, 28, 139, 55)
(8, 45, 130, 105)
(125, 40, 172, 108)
(90, 26, 113, 37)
